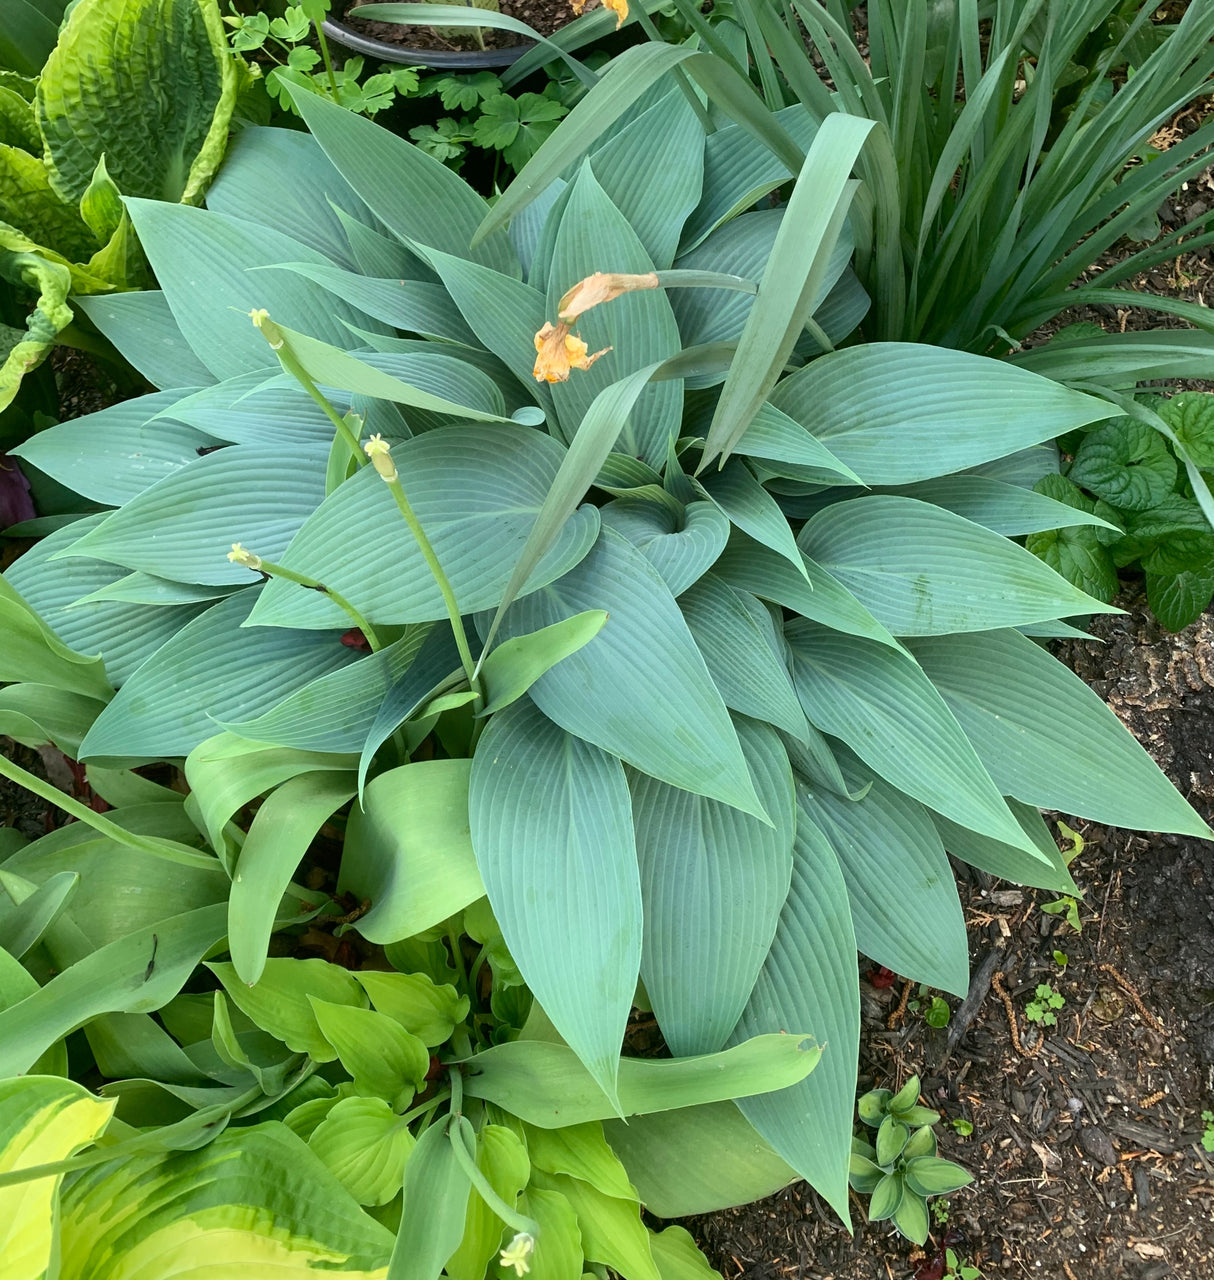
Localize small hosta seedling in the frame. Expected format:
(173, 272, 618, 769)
(1202, 1109, 1214, 1153)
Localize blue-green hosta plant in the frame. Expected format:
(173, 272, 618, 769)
(0, 0, 236, 415)
(0, 46, 1208, 1267)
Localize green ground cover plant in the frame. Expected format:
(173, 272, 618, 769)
(0, 0, 236, 420)
(1, 38, 1209, 1269)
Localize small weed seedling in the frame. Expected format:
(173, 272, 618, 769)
(1041, 895, 1082, 933)
(950, 1118, 974, 1138)
(925, 996, 951, 1029)
(1202, 1110, 1214, 1153)
(943, 1249, 983, 1280)
(1026, 983, 1066, 1027)
(931, 1197, 950, 1226)
(1053, 949, 1069, 970)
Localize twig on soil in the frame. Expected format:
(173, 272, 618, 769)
(931, 948, 1006, 1068)
(887, 980, 913, 1030)
(1096, 866, 1120, 955)
(992, 970, 1035, 1058)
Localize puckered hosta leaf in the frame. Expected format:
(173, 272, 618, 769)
(632, 716, 794, 1056)
(603, 1101, 796, 1217)
(908, 628, 1212, 837)
(0, 904, 227, 1076)
(125, 199, 388, 381)
(931, 801, 1079, 896)
(531, 1170, 659, 1280)
(731, 791, 858, 1224)
(288, 83, 519, 276)
(352, 970, 469, 1048)
(0, 1076, 114, 1280)
(545, 162, 682, 467)
(248, 425, 599, 630)
(58, 1123, 394, 1277)
(75, 291, 216, 390)
(445, 1125, 530, 1280)
(11, 391, 213, 505)
(207, 958, 366, 1062)
(798, 752, 969, 997)
(205, 126, 376, 270)
(308, 1096, 416, 1207)
(798, 495, 1114, 634)
(785, 620, 1035, 852)
(38, 0, 234, 205)
(340, 759, 484, 944)
(78, 590, 360, 760)
(59, 443, 328, 586)
(586, 89, 704, 271)
(222, 633, 425, 754)
(677, 572, 807, 739)
(599, 497, 729, 596)
(229, 771, 356, 985)
(0, 251, 74, 414)
(3, 514, 211, 687)
(491, 529, 763, 816)
(767, 344, 1113, 485)
(469, 698, 641, 1105)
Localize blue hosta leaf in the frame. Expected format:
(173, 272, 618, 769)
(57, 444, 329, 586)
(491, 528, 764, 817)
(677, 572, 806, 740)
(767, 345, 1113, 485)
(74, 575, 241, 607)
(734, 401, 861, 486)
(546, 162, 683, 466)
(78, 590, 359, 760)
(798, 495, 1114, 634)
(632, 716, 795, 1056)
(697, 460, 806, 573)
(932, 802, 1078, 896)
(908, 628, 1211, 837)
(247, 425, 600, 629)
(205, 125, 377, 269)
(75, 291, 216, 390)
(11, 391, 213, 505)
(159, 372, 342, 446)
(599, 497, 729, 596)
(125, 199, 389, 381)
(3, 515, 209, 686)
(470, 698, 640, 1105)
(784, 620, 1035, 851)
(798, 751, 969, 997)
(732, 788, 858, 1223)
(288, 84, 520, 277)
(223, 633, 426, 754)
(587, 89, 704, 270)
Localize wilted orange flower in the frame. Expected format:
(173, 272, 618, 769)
(533, 321, 612, 383)
(558, 271, 659, 323)
(570, 0, 628, 29)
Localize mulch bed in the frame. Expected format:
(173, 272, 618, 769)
(339, 0, 586, 54)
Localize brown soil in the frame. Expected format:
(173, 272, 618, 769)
(340, 0, 586, 54)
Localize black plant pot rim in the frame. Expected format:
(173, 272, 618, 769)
(322, 17, 535, 70)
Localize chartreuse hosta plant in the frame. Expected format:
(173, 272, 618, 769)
(0, 46, 1209, 1269)
(0, 0, 236, 414)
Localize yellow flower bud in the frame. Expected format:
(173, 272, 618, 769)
(363, 433, 399, 482)
(249, 308, 284, 350)
(227, 542, 263, 571)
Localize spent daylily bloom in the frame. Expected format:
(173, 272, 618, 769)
(558, 271, 659, 323)
(533, 321, 611, 383)
(570, 0, 627, 28)
(499, 1233, 535, 1277)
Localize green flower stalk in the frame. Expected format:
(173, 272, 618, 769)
(227, 542, 382, 651)
(446, 1114, 540, 1272)
(363, 436, 481, 695)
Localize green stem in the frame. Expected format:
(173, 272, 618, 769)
(242, 556, 383, 651)
(449, 1061, 465, 1119)
(399, 1088, 451, 1128)
(448, 1115, 541, 1236)
(382, 475, 479, 692)
(280, 347, 366, 464)
(314, 21, 341, 99)
(446, 927, 470, 994)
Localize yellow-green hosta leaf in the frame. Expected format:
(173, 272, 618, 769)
(0, 251, 74, 415)
(445, 1125, 530, 1280)
(502, 1187, 581, 1280)
(351, 970, 470, 1048)
(0, 1076, 114, 1280)
(648, 1226, 719, 1280)
(308, 1000, 429, 1107)
(530, 1169, 658, 1280)
(207, 958, 367, 1061)
(38, 0, 236, 206)
(308, 1097, 416, 1207)
(522, 1121, 637, 1202)
(57, 1122, 394, 1277)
